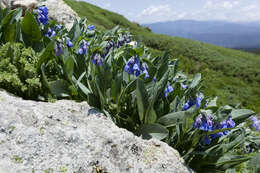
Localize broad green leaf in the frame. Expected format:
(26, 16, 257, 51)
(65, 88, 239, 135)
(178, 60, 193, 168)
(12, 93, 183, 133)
(136, 78, 149, 122)
(49, 80, 71, 97)
(136, 123, 169, 140)
(69, 20, 81, 42)
(21, 11, 41, 45)
(207, 97, 218, 108)
(231, 109, 255, 124)
(157, 111, 185, 127)
(36, 41, 55, 71)
(248, 153, 260, 173)
(190, 73, 201, 88)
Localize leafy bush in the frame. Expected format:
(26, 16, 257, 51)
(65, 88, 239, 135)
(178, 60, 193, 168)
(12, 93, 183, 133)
(0, 6, 259, 172)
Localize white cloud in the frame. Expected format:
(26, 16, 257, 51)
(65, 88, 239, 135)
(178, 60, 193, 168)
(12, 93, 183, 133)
(139, 5, 171, 17)
(204, 0, 239, 10)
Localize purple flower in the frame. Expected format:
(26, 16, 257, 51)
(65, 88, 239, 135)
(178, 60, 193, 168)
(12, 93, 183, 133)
(199, 118, 213, 132)
(77, 40, 88, 55)
(249, 116, 260, 131)
(36, 6, 49, 25)
(181, 83, 187, 90)
(124, 57, 142, 77)
(88, 25, 95, 31)
(141, 63, 149, 79)
(66, 38, 73, 48)
(226, 116, 236, 128)
(164, 83, 174, 97)
(196, 93, 204, 108)
(193, 114, 202, 128)
(91, 53, 104, 66)
(184, 99, 194, 111)
(45, 28, 56, 38)
(54, 43, 64, 56)
(203, 135, 211, 145)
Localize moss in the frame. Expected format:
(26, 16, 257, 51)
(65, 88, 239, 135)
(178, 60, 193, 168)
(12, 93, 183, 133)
(13, 155, 23, 163)
(60, 167, 67, 172)
(0, 42, 44, 99)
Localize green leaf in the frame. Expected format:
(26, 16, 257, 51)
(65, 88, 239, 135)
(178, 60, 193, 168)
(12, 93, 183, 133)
(69, 20, 81, 42)
(157, 111, 185, 127)
(136, 123, 169, 140)
(49, 80, 71, 97)
(36, 41, 55, 71)
(231, 109, 255, 124)
(136, 78, 149, 122)
(190, 73, 201, 88)
(207, 97, 218, 108)
(248, 153, 260, 173)
(21, 11, 41, 45)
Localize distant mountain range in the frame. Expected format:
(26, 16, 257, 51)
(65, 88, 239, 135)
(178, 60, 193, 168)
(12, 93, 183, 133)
(144, 20, 260, 49)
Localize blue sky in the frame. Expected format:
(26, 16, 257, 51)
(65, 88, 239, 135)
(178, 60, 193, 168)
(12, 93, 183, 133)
(82, 0, 260, 24)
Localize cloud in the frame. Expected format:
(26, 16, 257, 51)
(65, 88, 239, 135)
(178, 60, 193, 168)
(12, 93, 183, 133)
(139, 5, 171, 17)
(204, 0, 239, 10)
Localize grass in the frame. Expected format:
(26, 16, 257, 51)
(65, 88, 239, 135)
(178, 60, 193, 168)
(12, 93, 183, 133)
(64, 0, 260, 112)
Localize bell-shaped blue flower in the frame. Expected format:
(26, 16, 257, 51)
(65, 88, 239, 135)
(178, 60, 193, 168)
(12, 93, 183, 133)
(77, 40, 89, 55)
(36, 6, 49, 25)
(88, 25, 95, 31)
(164, 83, 174, 97)
(66, 38, 73, 48)
(91, 53, 104, 66)
(203, 135, 211, 145)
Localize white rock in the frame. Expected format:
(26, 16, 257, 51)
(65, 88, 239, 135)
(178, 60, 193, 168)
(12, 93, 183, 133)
(0, 90, 190, 173)
(6, 0, 80, 29)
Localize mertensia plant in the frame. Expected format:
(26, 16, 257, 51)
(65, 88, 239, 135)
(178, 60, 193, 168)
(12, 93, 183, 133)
(0, 5, 259, 172)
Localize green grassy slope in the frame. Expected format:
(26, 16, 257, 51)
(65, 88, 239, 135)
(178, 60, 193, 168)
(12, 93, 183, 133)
(64, 0, 260, 112)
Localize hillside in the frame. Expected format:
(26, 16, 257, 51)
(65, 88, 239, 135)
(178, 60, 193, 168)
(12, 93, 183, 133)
(144, 20, 260, 48)
(63, 0, 260, 112)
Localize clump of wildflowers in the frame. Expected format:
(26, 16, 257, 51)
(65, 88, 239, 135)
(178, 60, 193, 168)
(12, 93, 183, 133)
(249, 116, 260, 131)
(77, 40, 89, 55)
(193, 114, 236, 145)
(35, 6, 49, 25)
(124, 57, 150, 78)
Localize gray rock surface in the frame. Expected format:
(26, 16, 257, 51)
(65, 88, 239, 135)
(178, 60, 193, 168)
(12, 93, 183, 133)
(5, 0, 80, 29)
(0, 90, 190, 173)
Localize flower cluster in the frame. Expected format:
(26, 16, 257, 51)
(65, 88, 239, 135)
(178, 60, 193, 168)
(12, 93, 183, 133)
(164, 83, 174, 97)
(184, 93, 204, 110)
(77, 40, 89, 55)
(45, 25, 63, 38)
(45, 28, 56, 38)
(249, 116, 260, 131)
(66, 38, 73, 48)
(35, 6, 48, 25)
(91, 53, 104, 66)
(124, 57, 149, 78)
(193, 114, 236, 145)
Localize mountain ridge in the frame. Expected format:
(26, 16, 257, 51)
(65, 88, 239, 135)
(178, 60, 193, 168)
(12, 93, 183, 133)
(144, 20, 260, 48)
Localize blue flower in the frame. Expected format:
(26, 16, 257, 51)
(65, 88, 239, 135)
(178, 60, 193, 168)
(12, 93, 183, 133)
(164, 83, 174, 97)
(54, 43, 64, 57)
(66, 38, 73, 48)
(203, 135, 211, 145)
(45, 28, 56, 38)
(199, 118, 213, 132)
(124, 57, 142, 77)
(36, 6, 49, 25)
(91, 53, 103, 66)
(141, 63, 149, 79)
(249, 116, 260, 131)
(184, 99, 194, 111)
(77, 40, 88, 55)
(181, 83, 187, 90)
(88, 25, 95, 31)
(193, 114, 202, 128)
(226, 116, 235, 128)
(196, 93, 204, 108)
